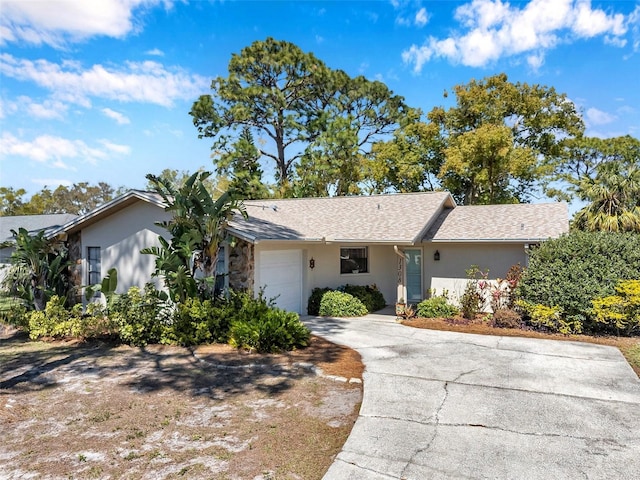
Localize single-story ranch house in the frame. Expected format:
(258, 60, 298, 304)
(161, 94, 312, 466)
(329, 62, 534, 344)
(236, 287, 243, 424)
(33, 190, 567, 314)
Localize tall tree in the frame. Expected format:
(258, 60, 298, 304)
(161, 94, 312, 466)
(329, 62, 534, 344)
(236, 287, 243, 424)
(217, 127, 270, 199)
(546, 135, 640, 202)
(190, 37, 413, 196)
(572, 161, 640, 233)
(427, 73, 584, 205)
(366, 114, 444, 194)
(22, 182, 121, 215)
(0, 187, 28, 216)
(143, 171, 247, 302)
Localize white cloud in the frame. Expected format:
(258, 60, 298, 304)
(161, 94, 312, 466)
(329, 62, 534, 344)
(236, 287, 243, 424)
(585, 107, 616, 126)
(0, 0, 172, 48)
(1, 95, 69, 120)
(415, 8, 429, 27)
(101, 107, 131, 124)
(99, 139, 131, 154)
(0, 54, 208, 107)
(0, 132, 117, 169)
(403, 0, 634, 71)
(145, 48, 165, 56)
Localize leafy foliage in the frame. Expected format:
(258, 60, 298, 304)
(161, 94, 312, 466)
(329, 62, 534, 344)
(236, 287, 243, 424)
(591, 280, 640, 336)
(416, 296, 459, 318)
(307, 285, 385, 315)
(0, 183, 121, 216)
(517, 231, 640, 333)
(228, 308, 310, 353)
(190, 37, 414, 196)
(342, 284, 386, 313)
(307, 287, 332, 316)
(427, 73, 584, 205)
(516, 301, 582, 334)
(2, 227, 70, 311)
(572, 160, 640, 232)
(460, 265, 489, 319)
(27, 296, 114, 340)
(318, 291, 368, 317)
(143, 170, 247, 302)
(110, 285, 172, 347)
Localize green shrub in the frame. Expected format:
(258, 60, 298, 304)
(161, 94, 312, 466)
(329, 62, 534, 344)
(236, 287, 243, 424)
(517, 300, 582, 334)
(307, 287, 332, 316)
(460, 281, 482, 320)
(343, 284, 386, 313)
(491, 308, 522, 329)
(518, 231, 640, 334)
(111, 285, 171, 346)
(168, 296, 236, 346)
(0, 296, 29, 329)
(308, 285, 385, 315)
(228, 308, 310, 353)
(28, 296, 78, 339)
(319, 291, 368, 317)
(591, 280, 640, 336)
(416, 296, 459, 318)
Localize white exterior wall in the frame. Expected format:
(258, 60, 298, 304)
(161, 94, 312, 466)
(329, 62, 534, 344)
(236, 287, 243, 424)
(254, 242, 398, 313)
(80, 201, 172, 294)
(423, 242, 527, 304)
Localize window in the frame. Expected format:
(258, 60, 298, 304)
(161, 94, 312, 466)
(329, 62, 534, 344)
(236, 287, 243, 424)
(215, 245, 227, 294)
(87, 247, 101, 291)
(340, 247, 368, 274)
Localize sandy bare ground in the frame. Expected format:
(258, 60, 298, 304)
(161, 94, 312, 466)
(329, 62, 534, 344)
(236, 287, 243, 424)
(0, 327, 363, 480)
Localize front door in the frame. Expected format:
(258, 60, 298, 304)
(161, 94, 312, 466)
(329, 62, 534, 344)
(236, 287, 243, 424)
(405, 249, 422, 304)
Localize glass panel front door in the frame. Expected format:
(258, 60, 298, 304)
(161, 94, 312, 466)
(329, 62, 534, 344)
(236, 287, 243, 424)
(405, 249, 422, 303)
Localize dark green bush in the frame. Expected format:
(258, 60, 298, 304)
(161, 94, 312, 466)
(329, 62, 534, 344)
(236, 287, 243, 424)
(319, 291, 368, 317)
(518, 231, 640, 334)
(228, 308, 310, 353)
(308, 285, 386, 315)
(343, 284, 386, 312)
(307, 287, 332, 316)
(111, 284, 171, 346)
(416, 296, 459, 318)
(168, 296, 236, 346)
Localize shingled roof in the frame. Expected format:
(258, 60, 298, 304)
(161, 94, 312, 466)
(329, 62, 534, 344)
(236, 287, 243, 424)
(227, 192, 456, 244)
(1, 214, 78, 243)
(424, 203, 569, 242)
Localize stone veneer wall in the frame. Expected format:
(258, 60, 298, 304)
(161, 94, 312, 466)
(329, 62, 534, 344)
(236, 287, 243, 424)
(228, 238, 254, 292)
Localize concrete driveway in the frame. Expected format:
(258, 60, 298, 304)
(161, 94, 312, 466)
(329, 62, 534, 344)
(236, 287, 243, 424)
(303, 312, 640, 480)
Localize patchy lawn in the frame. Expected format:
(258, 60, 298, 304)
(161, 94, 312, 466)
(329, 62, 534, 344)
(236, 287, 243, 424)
(402, 316, 640, 378)
(0, 327, 363, 480)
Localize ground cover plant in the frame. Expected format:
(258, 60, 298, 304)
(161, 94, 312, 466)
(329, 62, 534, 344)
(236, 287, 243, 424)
(0, 326, 363, 479)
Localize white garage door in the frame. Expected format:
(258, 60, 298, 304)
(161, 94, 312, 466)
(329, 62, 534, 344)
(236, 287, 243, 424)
(258, 249, 303, 314)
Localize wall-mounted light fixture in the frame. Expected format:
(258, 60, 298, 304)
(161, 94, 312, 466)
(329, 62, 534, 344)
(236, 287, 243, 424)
(309, 257, 315, 269)
(434, 250, 440, 261)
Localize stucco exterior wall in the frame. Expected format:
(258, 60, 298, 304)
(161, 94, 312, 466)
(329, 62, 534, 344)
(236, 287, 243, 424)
(80, 201, 172, 295)
(253, 242, 398, 312)
(423, 242, 527, 304)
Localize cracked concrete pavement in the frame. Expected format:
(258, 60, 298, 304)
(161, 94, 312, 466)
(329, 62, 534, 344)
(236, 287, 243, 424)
(303, 311, 640, 480)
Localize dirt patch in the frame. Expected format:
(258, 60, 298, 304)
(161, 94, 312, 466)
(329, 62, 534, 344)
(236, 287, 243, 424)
(403, 316, 640, 378)
(0, 329, 363, 479)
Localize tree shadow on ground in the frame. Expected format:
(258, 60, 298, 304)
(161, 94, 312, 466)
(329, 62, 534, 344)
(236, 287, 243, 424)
(0, 328, 349, 399)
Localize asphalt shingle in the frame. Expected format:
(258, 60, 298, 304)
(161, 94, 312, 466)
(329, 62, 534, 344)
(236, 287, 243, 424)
(424, 203, 569, 241)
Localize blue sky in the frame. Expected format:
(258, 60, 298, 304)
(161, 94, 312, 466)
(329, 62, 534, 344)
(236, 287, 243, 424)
(1, 0, 639, 202)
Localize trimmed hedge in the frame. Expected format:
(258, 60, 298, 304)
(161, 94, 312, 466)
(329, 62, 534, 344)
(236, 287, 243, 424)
(416, 296, 459, 318)
(319, 291, 368, 317)
(308, 284, 386, 315)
